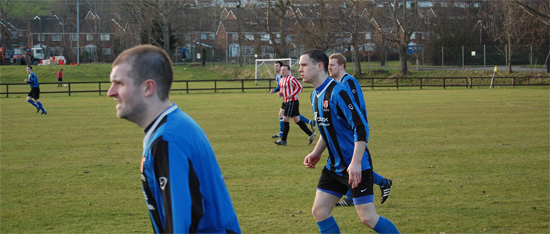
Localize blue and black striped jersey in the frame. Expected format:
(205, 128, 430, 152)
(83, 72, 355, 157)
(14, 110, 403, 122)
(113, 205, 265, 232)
(27, 73, 39, 88)
(312, 79, 371, 175)
(142, 104, 241, 233)
(338, 73, 368, 125)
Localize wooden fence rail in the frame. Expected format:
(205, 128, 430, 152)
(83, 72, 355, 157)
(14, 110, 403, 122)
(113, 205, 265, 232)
(1, 76, 548, 98)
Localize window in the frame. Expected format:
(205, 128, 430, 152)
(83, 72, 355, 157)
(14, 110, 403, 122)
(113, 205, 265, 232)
(102, 48, 112, 55)
(243, 46, 254, 55)
(38, 34, 45, 41)
(261, 34, 270, 41)
(201, 33, 207, 40)
(86, 34, 94, 41)
(100, 34, 110, 41)
(365, 33, 372, 40)
(70, 34, 78, 41)
(245, 34, 254, 41)
(52, 34, 62, 42)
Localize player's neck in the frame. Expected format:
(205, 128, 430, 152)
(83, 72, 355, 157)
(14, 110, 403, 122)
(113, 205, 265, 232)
(311, 74, 329, 89)
(138, 100, 172, 130)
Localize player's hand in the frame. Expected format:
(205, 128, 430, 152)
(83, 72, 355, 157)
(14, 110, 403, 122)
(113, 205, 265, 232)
(24, 79, 27, 82)
(277, 92, 282, 97)
(347, 162, 362, 189)
(304, 153, 321, 169)
(270, 89, 275, 94)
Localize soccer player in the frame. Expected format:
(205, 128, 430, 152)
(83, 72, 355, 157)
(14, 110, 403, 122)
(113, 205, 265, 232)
(274, 64, 315, 146)
(328, 54, 392, 206)
(300, 50, 399, 234)
(107, 45, 241, 233)
(271, 61, 315, 138)
(25, 66, 47, 115)
(57, 68, 63, 87)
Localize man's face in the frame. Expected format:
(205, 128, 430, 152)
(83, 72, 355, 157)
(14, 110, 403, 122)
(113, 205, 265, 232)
(26, 67, 31, 74)
(107, 63, 146, 123)
(281, 66, 290, 77)
(328, 58, 344, 78)
(274, 63, 281, 73)
(299, 54, 317, 84)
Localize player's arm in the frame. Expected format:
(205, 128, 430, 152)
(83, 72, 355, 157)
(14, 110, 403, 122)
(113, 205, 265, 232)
(304, 136, 327, 169)
(288, 77, 303, 99)
(348, 140, 366, 188)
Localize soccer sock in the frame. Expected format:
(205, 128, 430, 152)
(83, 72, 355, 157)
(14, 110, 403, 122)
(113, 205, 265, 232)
(345, 190, 353, 200)
(282, 122, 290, 141)
(299, 115, 312, 125)
(37, 101, 46, 113)
(317, 216, 340, 234)
(373, 171, 385, 186)
(27, 99, 39, 108)
(279, 118, 284, 133)
(296, 121, 313, 136)
(373, 216, 399, 234)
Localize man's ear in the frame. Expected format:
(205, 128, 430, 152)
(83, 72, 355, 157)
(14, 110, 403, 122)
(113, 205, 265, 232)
(317, 62, 324, 72)
(143, 79, 156, 97)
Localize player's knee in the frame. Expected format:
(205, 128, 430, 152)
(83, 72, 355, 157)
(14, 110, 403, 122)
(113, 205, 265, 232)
(311, 206, 329, 220)
(359, 215, 378, 228)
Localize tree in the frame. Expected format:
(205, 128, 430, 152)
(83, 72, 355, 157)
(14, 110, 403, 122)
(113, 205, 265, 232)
(290, 0, 341, 52)
(119, 0, 188, 56)
(0, 0, 16, 48)
(265, 0, 291, 58)
(372, 0, 424, 75)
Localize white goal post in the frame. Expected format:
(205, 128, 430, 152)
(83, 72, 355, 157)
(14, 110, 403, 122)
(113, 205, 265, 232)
(254, 58, 297, 84)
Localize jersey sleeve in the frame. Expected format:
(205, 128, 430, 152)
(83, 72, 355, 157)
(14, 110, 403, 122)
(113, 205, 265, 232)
(151, 136, 203, 233)
(336, 89, 369, 142)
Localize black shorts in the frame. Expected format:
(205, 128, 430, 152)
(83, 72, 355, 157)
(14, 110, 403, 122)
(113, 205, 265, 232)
(317, 167, 374, 204)
(282, 100, 300, 117)
(28, 87, 40, 99)
(57, 78, 62, 82)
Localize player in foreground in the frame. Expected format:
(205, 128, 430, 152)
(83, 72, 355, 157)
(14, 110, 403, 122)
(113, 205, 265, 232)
(328, 54, 392, 206)
(25, 66, 47, 115)
(270, 61, 315, 138)
(107, 45, 241, 233)
(300, 50, 399, 233)
(274, 64, 315, 146)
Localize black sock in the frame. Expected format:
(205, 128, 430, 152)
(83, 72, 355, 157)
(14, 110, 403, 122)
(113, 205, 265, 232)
(297, 121, 313, 136)
(282, 122, 290, 141)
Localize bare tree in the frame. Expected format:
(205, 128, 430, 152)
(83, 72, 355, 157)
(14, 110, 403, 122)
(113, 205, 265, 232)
(372, 0, 423, 75)
(290, 0, 341, 52)
(119, 0, 188, 56)
(485, 0, 546, 73)
(265, 0, 291, 58)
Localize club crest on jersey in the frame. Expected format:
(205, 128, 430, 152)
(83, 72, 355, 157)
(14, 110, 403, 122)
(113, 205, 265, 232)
(323, 100, 329, 109)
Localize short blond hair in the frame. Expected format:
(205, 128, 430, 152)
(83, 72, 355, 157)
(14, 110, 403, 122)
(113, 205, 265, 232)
(329, 53, 347, 69)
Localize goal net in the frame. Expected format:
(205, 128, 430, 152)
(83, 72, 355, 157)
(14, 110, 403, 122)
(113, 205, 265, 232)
(254, 58, 297, 84)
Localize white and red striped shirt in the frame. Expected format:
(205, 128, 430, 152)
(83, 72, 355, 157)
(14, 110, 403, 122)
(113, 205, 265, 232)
(279, 75, 303, 102)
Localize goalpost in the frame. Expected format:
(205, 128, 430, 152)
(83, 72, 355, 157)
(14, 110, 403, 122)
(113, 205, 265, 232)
(254, 58, 296, 84)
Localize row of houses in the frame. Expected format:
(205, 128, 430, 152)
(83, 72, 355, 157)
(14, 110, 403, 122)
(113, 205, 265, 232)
(1, 0, 484, 64)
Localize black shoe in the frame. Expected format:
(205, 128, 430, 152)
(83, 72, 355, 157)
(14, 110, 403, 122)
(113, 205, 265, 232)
(41, 110, 47, 115)
(380, 179, 392, 204)
(36, 108, 40, 113)
(271, 132, 282, 138)
(335, 198, 354, 207)
(274, 139, 287, 145)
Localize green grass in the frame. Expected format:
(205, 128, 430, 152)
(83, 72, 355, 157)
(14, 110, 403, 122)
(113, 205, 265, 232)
(1, 87, 548, 233)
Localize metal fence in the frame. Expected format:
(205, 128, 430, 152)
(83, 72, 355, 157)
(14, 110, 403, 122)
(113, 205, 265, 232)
(1, 76, 548, 98)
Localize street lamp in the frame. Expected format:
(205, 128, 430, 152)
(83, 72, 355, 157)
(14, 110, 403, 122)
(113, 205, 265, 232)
(33, 16, 41, 47)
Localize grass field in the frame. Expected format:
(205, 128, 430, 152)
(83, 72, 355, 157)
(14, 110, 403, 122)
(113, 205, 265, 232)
(1, 87, 549, 233)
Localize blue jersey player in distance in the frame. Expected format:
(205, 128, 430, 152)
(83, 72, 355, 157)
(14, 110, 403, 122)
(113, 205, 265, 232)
(328, 53, 393, 206)
(107, 45, 241, 233)
(300, 50, 399, 234)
